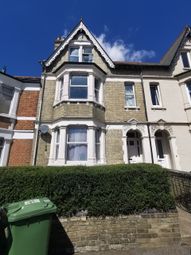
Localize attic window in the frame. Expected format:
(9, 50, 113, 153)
(69, 46, 93, 63)
(181, 52, 190, 68)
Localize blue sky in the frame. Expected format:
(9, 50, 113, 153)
(1, 0, 191, 76)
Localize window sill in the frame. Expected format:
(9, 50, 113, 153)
(183, 67, 191, 70)
(151, 106, 166, 110)
(124, 106, 140, 111)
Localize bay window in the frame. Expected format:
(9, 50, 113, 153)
(0, 84, 14, 114)
(69, 75, 88, 99)
(125, 82, 136, 107)
(67, 126, 87, 161)
(58, 77, 64, 101)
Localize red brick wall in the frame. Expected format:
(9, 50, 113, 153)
(14, 120, 35, 130)
(17, 91, 39, 117)
(8, 139, 33, 166)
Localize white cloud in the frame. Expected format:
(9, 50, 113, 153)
(95, 33, 155, 62)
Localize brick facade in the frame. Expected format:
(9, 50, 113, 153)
(14, 120, 35, 130)
(16, 91, 39, 117)
(8, 139, 33, 166)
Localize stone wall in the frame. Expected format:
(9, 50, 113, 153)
(104, 82, 146, 123)
(105, 129, 123, 164)
(49, 212, 181, 255)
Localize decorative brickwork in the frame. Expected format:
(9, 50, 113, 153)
(49, 212, 181, 254)
(8, 139, 33, 166)
(16, 91, 39, 117)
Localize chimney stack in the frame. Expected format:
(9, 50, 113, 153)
(54, 36, 64, 50)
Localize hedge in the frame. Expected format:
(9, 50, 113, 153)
(0, 163, 175, 216)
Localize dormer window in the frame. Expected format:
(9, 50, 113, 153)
(181, 52, 191, 69)
(69, 45, 93, 63)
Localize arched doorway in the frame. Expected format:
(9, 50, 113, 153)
(155, 130, 172, 168)
(126, 130, 143, 163)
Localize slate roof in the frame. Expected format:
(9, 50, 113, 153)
(160, 26, 191, 65)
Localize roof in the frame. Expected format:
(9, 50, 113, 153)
(14, 76, 41, 83)
(45, 20, 115, 68)
(160, 26, 191, 65)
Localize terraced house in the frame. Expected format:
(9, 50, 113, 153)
(1, 21, 191, 171)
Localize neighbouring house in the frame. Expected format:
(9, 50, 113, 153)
(0, 72, 40, 166)
(1, 21, 191, 171)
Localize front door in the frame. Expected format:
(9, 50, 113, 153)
(127, 136, 142, 163)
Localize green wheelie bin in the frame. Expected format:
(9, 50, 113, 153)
(4, 197, 57, 255)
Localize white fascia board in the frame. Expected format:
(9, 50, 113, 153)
(45, 21, 115, 69)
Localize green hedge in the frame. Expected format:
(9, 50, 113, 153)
(0, 164, 175, 216)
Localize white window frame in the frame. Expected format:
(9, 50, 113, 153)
(69, 45, 93, 63)
(150, 83, 162, 107)
(124, 82, 136, 108)
(69, 74, 88, 100)
(66, 126, 88, 162)
(181, 51, 191, 69)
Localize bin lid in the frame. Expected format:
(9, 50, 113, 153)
(4, 198, 57, 222)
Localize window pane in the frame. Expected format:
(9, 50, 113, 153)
(125, 84, 133, 94)
(67, 144, 87, 161)
(150, 85, 160, 105)
(126, 95, 135, 106)
(68, 127, 87, 142)
(0, 85, 14, 114)
(71, 76, 87, 86)
(187, 83, 191, 99)
(84, 48, 92, 54)
(70, 87, 87, 99)
(69, 48, 79, 62)
(181, 52, 190, 68)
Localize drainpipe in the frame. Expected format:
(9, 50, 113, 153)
(140, 70, 154, 164)
(33, 62, 47, 165)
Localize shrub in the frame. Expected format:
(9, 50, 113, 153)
(0, 164, 175, 216)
